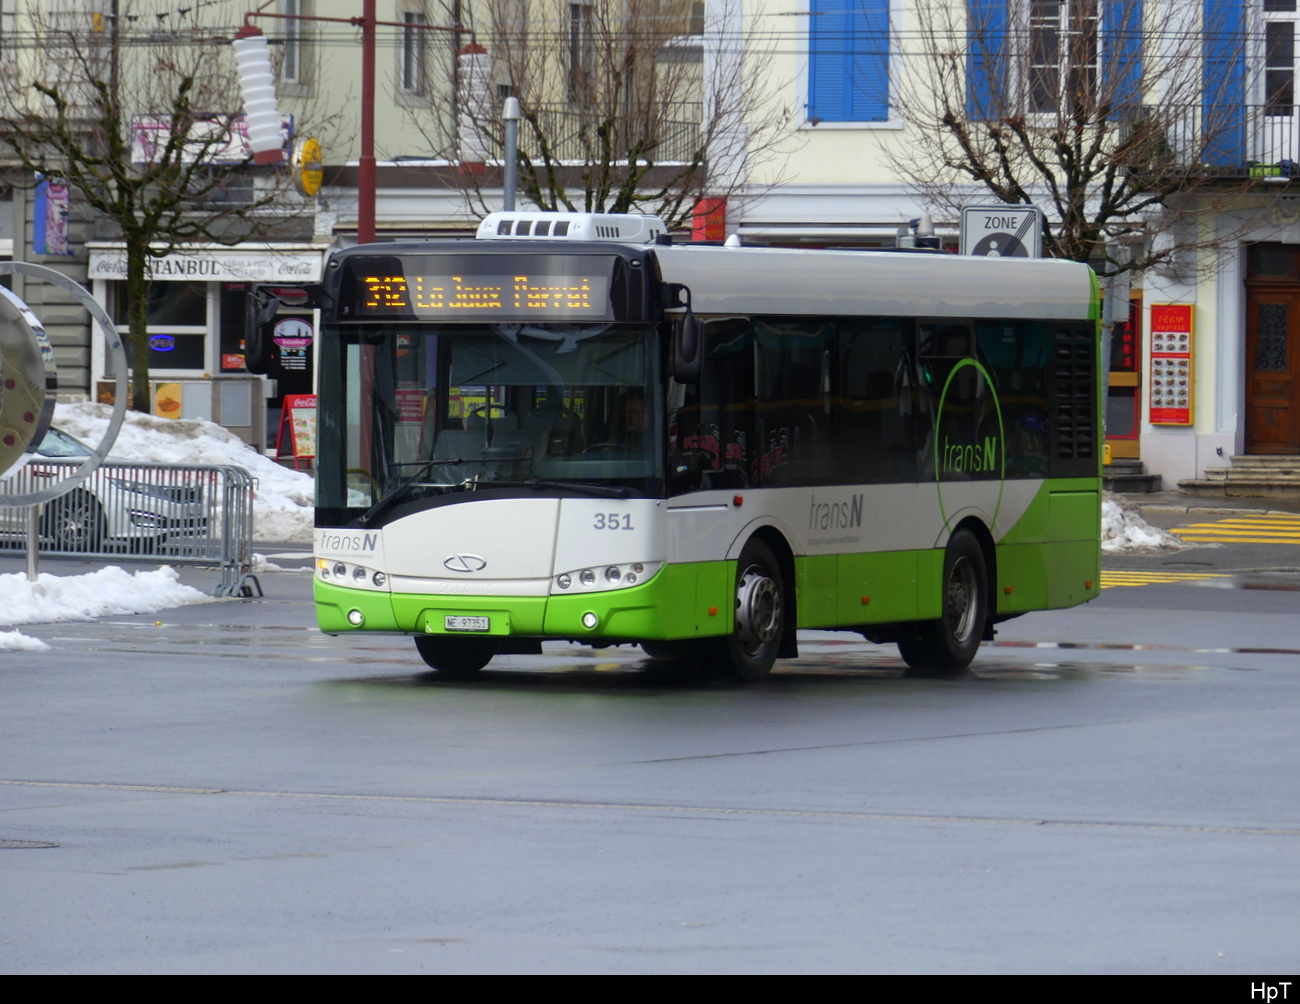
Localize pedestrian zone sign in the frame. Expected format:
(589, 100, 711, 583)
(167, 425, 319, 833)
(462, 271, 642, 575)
(960, 205, 1042, 258)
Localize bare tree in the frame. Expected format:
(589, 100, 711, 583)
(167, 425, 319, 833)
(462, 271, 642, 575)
(0, 5, 313, 411)
(403, 0, 795, 229)
(890, 0, 1267, 278)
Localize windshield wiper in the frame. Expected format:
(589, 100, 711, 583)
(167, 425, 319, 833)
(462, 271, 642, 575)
(357, 458, 466, 526)
(477, 478, 631, 499)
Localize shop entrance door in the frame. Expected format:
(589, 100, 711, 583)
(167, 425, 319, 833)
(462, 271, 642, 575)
(1245, 287, 1300, 454)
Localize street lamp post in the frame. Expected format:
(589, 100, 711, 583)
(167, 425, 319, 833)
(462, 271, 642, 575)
(502, 97, 520, 212)
(237, 4, 469, 245)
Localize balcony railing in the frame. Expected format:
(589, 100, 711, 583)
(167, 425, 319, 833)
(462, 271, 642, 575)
(1135, 103, 1300, 181)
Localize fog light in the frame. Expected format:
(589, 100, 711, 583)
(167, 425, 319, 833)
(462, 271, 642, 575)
(372, 571, 386, 587)
(353, 566, 367, 581)
(347, 609, 364, 626)
(580, 569, 595, 586)
(605, 566, 620, 582)
(557, 573, 572, 589)
(581, 611, 598, 630)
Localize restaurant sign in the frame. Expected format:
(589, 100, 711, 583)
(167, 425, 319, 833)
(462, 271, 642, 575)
(88, 249, 323, 283)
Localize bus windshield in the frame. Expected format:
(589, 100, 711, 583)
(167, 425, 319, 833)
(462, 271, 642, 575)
(321, 321, 663, 512)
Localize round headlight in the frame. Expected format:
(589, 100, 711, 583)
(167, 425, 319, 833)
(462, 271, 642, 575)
(632, 563, 644, 574)
(579, 569, 595, 586)
(557, 573, 572, 589)
(625, 573, 637, 585)
(334, 563, 346, 578)
(353, 566, 367, 581)
(605, 566, 620, 583)
(372, 571, 386, 587)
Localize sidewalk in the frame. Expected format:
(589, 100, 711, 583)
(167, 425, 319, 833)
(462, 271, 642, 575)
(1117, 489, 1300, 517)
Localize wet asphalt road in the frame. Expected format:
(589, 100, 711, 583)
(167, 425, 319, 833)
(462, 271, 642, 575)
(2, 533, 1300, 974)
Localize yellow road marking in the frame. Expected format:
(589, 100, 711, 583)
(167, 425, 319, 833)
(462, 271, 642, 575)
(1100, 570, 1231, 589)
(1170, 515, 1300, 545)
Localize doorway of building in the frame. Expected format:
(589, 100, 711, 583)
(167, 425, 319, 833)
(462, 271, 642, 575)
(1245, 244, 1300, 454)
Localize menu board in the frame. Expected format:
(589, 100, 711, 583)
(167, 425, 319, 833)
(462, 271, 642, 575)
(1149, 304, 1193, 425)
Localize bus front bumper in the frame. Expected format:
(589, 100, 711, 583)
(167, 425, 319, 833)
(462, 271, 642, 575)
(315, 561, 733, 643)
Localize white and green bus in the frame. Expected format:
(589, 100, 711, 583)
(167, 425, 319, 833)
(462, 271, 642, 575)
(313, 212, 1101, 681)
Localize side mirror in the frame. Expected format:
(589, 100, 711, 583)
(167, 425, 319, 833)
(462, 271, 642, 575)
(244, 292, 281, 375)
(670, 285, 701, 384)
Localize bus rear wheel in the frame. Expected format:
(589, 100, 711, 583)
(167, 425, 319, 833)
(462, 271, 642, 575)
(897, 529, 987, 677)
(414, 636, 493, 679)
(721, 538, 785, 682)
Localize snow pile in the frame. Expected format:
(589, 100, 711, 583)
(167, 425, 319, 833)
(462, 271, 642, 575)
(1101, 491, 1184, 552)
(0, 629, 50, 651)
(53, 402, 314, 543)
(0, 565, 210, 631)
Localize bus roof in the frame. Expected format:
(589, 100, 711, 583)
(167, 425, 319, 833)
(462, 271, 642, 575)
(653, 244, 1096, 321)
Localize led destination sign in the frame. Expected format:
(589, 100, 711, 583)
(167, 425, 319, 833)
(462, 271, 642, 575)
(356, 268, 611, 319)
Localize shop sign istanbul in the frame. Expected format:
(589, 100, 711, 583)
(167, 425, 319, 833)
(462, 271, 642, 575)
(88, 251, 322, 283)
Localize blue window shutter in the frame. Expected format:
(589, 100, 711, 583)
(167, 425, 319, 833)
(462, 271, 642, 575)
(1104, 0, 1143, 115)
(967, 0, 1008, 120)
(809, 0, 889, 122)
(1203, 0, 1245, 168)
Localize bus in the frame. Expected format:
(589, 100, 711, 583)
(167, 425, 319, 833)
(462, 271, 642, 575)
(312, 212, 1101, 681)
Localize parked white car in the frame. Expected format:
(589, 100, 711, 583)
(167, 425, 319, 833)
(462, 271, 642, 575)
(1, 426, 210, 553)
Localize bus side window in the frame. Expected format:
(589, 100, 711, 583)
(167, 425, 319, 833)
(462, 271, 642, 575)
(753, 318, 834, 487)
(669, 316, 754, 495)
(836, 318, 917, 483)
(975, 319, 1051, 477)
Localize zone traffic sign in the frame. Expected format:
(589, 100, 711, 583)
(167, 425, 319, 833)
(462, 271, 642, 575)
(960, 205, 1042, 258)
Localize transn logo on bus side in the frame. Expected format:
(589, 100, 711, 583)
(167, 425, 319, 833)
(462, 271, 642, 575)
(941, 435, 998, 475)
(809, 494, 863, 531)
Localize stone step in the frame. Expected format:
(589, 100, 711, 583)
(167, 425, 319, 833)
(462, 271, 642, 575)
(1178, 478, 1300, 499)
(1103, 471, 1162, 493)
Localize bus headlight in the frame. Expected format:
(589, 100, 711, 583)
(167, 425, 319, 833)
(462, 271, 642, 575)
(556, 573, 572, 589)
(605, 566, 620, 583)
(551, 562, 661, 594)
(580, 569, 595, 586)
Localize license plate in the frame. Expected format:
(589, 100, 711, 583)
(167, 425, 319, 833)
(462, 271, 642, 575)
(445, 615, 490, 632)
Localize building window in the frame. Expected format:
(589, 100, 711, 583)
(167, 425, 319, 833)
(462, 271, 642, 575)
(1028, 0, 1098, 113)
(282, 0, 304, 85)
(807, 0, 889, 123)
(568, 3, 593, 102)
(1265, 0, 1297, 117)
(112, 281, 211, 372)
(402, 9, 427, 94)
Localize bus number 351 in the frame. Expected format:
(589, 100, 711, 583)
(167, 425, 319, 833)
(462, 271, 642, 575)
(594, 513, 634, 530)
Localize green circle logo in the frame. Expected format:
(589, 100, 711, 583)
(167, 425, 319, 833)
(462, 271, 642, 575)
(934, 357, 1005, 533)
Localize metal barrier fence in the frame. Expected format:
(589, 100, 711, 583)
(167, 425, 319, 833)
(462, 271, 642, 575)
(0, 460, 262, 597)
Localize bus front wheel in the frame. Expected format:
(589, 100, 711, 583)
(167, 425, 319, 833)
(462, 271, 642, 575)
(722, 538, 785, 682)
(897, 529, 987, 677)
(414, 636, 493, 679)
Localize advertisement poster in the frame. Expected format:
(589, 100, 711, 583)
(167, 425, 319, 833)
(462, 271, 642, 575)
(1149, 304, 1194, 425)
(33, 175, 73, 256)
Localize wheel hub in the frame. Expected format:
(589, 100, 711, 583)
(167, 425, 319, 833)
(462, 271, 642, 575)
(735, 565, 781, 653)
(946, 556, 978, 643)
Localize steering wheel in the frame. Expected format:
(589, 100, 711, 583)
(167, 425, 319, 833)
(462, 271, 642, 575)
(583, 442, 637, 453)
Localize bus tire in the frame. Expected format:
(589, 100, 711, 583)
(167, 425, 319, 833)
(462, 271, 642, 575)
(898, 529, 987, 677)
(414, 636, 493, 678)
(722, 538, 785, 682)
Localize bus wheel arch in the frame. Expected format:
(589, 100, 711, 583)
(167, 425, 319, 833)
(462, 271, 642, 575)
(899, 521, 993, 676)
(721, 532, 795, 681)
(746, 526, 798, 659)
